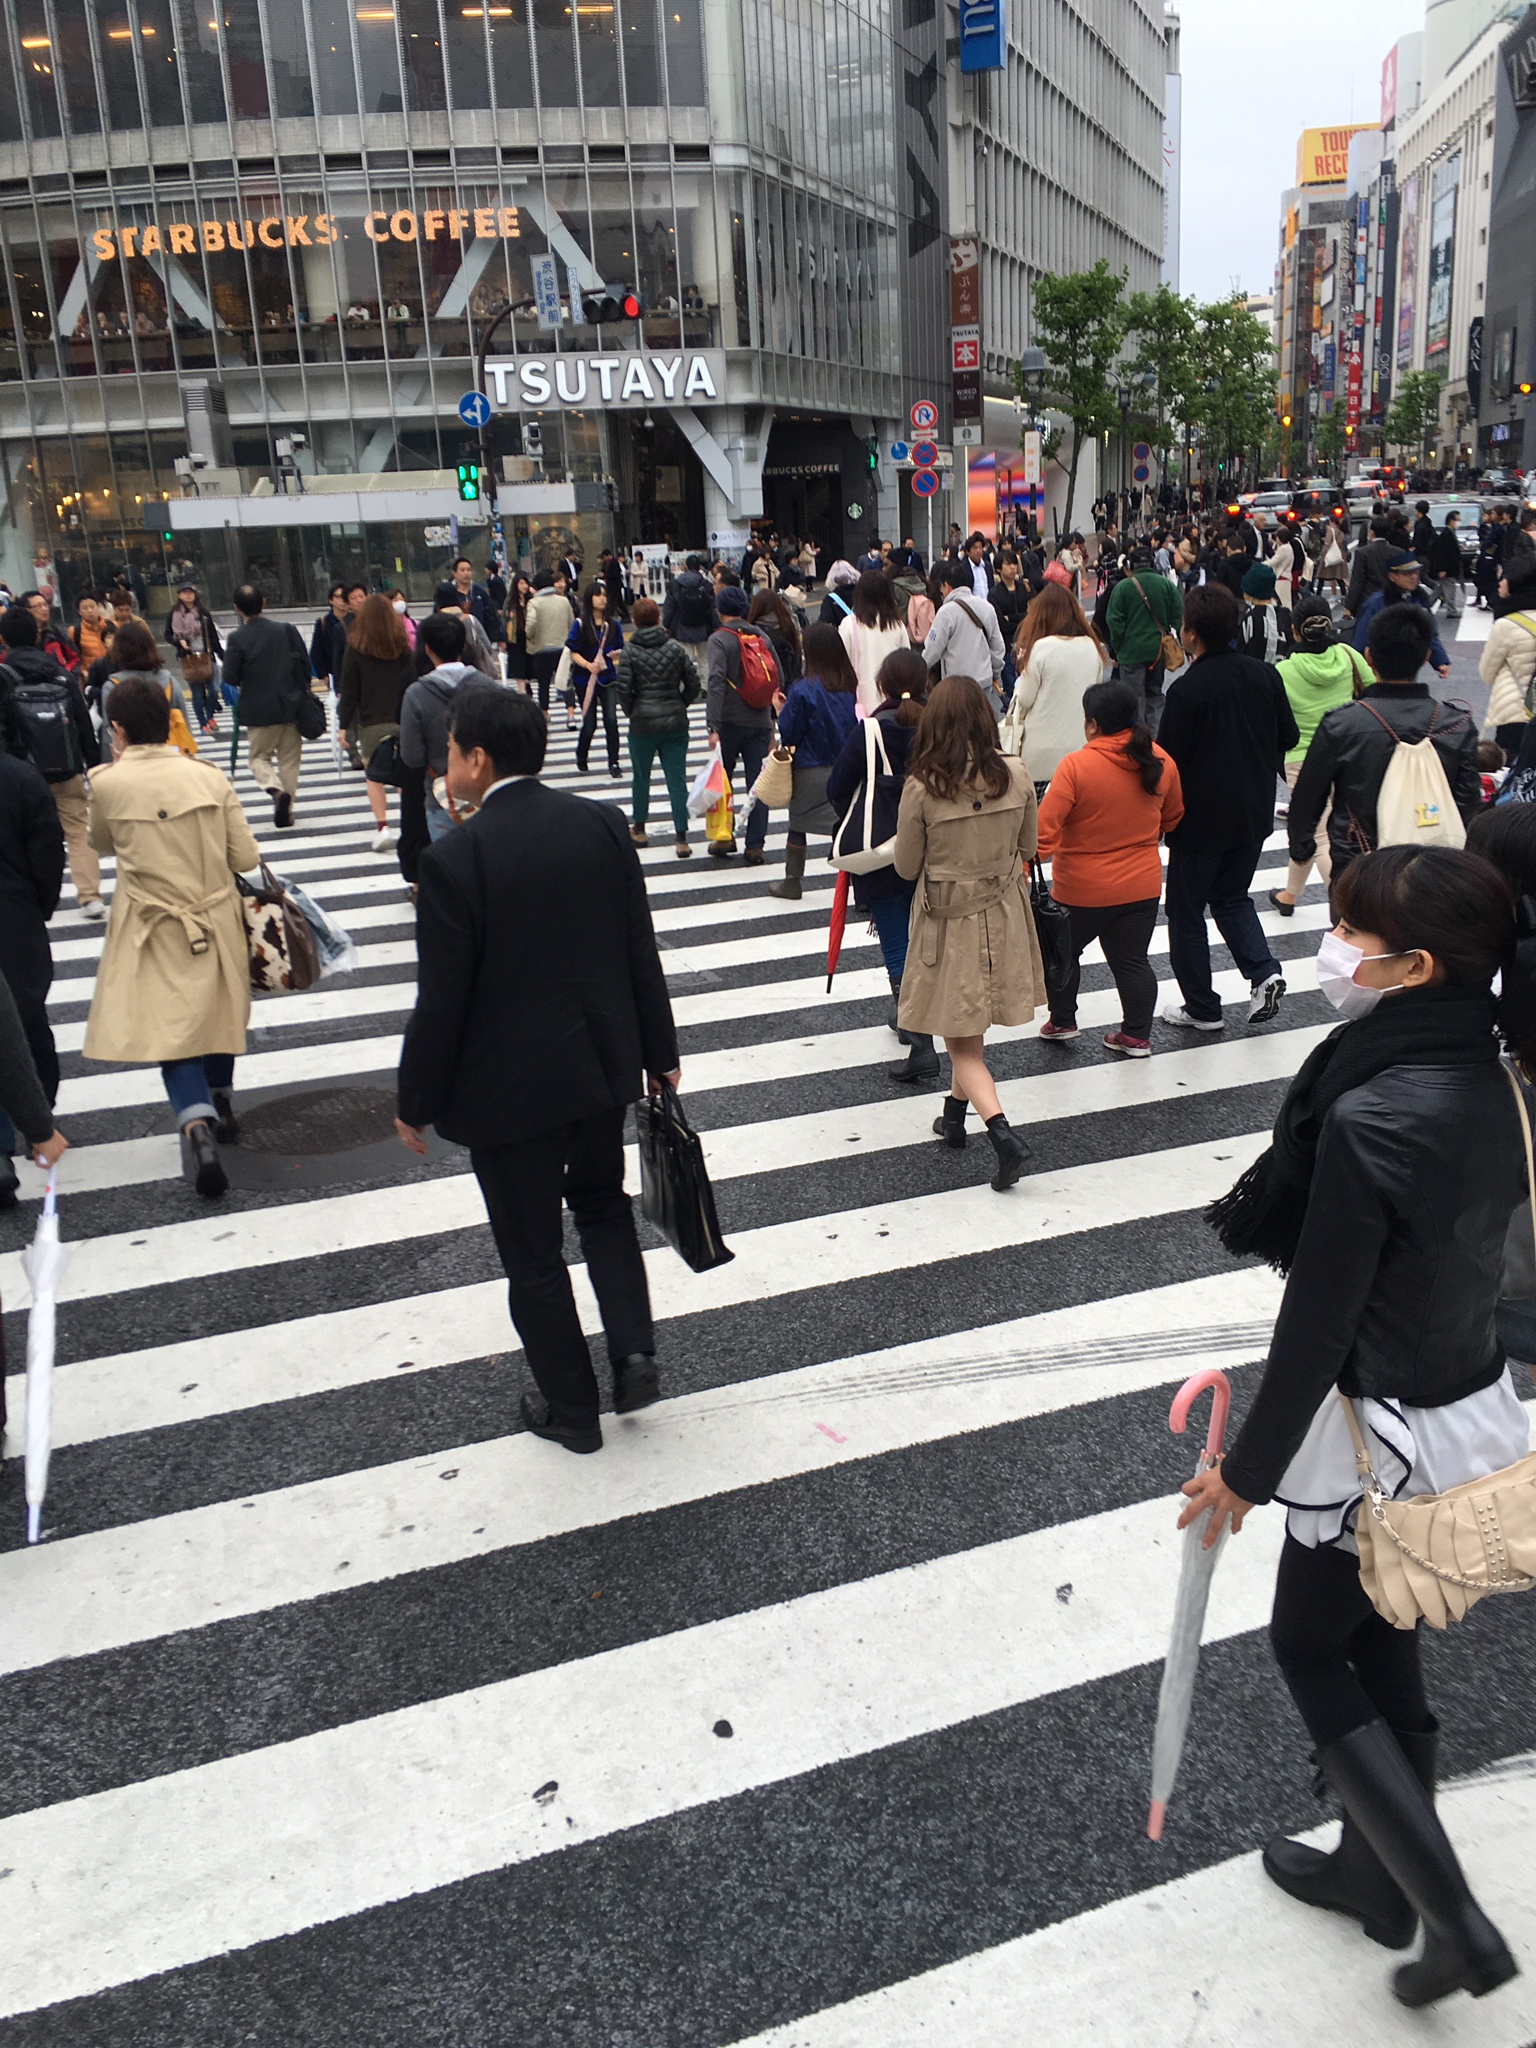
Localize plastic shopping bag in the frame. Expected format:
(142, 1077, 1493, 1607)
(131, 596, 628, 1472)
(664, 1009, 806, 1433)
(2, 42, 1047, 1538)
(686, 742, 727, 818)
(275, 876, 359, 978)
(704, 774, 735, 843)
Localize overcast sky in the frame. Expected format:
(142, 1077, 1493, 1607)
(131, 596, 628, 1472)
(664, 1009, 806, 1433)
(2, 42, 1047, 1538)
(1175, 0, 1426, 305)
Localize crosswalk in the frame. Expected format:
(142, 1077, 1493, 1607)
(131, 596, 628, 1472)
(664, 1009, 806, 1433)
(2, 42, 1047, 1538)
(2, 714, 1534, 2044)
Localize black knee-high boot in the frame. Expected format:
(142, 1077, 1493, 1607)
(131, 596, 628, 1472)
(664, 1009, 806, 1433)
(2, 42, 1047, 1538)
(1316, 1720, 1517, 2007)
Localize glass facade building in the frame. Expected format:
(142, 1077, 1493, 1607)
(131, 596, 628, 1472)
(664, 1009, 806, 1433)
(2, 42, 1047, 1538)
(0, 0, 1159, 612)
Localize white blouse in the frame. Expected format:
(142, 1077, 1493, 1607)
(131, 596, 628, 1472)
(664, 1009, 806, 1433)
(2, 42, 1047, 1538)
(1275, 1372, 1531, 1553)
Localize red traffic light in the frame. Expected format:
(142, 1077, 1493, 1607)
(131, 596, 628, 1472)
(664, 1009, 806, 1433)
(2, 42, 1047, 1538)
(622, 291, 642, 319)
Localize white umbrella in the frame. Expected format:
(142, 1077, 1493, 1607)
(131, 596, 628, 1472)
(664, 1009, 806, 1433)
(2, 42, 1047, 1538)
(22, 1166, 69, 1544)
(1147, 1366, 1232, 1842)
(325, 684, 344, 779)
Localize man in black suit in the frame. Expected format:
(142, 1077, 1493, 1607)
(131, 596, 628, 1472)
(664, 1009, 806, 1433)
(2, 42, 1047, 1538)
(395, 685, 680, 1454)
(221, 584, 313, 827)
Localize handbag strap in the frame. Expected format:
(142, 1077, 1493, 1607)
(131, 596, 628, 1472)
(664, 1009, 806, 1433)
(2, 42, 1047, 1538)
(1128, 572, 1168, 635)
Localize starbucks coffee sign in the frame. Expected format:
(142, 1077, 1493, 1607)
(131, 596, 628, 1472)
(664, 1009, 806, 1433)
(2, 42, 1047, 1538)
(484, 350, 725, 411)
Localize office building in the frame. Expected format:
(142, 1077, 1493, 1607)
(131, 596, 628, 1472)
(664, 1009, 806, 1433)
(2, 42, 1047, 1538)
(1482, 4, 1536, 473)
(0, 0, 1166, 614)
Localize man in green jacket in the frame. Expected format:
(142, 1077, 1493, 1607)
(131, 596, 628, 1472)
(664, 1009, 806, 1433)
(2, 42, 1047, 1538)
(1106, 543, 1183, 737)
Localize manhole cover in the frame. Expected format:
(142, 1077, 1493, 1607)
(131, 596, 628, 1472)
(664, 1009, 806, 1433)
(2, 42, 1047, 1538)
(235, 1085, 400, 1156)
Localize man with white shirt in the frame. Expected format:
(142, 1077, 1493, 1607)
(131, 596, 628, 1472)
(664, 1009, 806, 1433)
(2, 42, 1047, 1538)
(396, 684, 680, 1456)
(922, 558, 1006, 712)
(965, 531, 993, 599)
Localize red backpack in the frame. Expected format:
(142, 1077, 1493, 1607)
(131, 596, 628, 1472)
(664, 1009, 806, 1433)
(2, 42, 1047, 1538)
(725, 626, 779, 709)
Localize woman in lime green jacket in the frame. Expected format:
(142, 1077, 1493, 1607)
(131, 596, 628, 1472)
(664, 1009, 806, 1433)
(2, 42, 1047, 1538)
(1269, 596, 1371, 914)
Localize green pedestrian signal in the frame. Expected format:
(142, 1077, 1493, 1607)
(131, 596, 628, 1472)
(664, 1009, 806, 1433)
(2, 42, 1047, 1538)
(456, 460, 481, 502)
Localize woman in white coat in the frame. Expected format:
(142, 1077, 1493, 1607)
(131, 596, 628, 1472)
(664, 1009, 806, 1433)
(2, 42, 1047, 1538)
(838, 570, 911, 714)
(1005, 581, 1107, 791)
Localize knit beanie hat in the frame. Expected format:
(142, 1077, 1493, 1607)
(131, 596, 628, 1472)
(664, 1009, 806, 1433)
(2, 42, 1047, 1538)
(1241, 562, 1276, 600)
(716, 584, 750, 618)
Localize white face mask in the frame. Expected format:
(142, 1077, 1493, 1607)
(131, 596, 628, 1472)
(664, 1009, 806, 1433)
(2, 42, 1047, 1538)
(1315, 931, 1406, 1019)
(392, 599, 407, 614)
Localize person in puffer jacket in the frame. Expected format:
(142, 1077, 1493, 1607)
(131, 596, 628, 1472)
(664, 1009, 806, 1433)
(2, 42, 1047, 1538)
(1478, 602, 1536, 756)
(616, 597, 700, 855)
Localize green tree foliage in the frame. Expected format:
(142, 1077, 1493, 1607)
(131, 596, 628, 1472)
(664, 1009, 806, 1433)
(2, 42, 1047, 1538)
(1312, 407, 1346, 473)
(1192, 297, 1276, 483)
(1016, 259, 1127, 529)
(1122, 284, 1201, 484)
(1384, 370, 1443, 466)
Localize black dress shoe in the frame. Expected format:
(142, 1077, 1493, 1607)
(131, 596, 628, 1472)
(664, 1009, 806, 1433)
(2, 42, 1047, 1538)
(1267, 886, 1296, 918)
(211, 1089, 240, 1145)
(519, 1389, 602, 1454)
(612, 1352, 661, 1413)
(0, 1155, 17, 1208)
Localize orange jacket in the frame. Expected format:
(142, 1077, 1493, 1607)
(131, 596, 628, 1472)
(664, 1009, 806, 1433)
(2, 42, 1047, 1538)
(1036, 733, 1184, 906)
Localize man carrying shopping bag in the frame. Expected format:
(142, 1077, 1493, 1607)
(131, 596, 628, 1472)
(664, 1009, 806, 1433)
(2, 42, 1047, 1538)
(396, 685, 682, 1456)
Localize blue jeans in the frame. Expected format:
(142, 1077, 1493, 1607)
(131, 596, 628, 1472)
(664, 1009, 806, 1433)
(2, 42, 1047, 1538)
(191, 679, 220, 726)
(716, 726, 771, 849)
(162, 1053, 235, 1128)
(869, 892, 914, 981)
(426, 803, 455, 842)
(1165, 840, 1281, 1023)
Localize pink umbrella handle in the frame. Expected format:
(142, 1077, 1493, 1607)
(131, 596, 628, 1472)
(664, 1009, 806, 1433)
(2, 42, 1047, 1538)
(1169, 1367, 1231, 1467)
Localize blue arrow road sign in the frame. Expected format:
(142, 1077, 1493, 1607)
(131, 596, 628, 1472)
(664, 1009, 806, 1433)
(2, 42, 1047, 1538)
(890, 440, 910, 463)
(458, 390, 492, 428)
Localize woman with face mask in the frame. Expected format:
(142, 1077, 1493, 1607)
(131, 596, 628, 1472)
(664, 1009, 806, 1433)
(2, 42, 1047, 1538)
(1186, 844, 1528, 2010)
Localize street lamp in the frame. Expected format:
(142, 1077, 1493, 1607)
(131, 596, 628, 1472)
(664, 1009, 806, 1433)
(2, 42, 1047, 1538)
(472, 296, 521, 579)
(1115, 384, 1133, 517)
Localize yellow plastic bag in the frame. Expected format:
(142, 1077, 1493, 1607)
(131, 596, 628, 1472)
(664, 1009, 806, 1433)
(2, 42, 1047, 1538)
(704, 768, 734, 841)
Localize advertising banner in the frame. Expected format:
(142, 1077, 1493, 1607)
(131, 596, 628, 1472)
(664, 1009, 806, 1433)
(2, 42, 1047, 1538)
(1425, 153, 1460, 363)
(950, 237, 982, 422)
(1396, 174, 1419, 368)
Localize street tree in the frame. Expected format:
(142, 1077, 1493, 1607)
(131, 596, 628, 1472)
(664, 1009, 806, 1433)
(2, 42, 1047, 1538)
(1312, 407, 1346, 474)
(1193, 296, 1275, 486)
(1123, 284, 1201, 489)
(1384, 370, 1444, 469)
(1017, 259, 1127, 531)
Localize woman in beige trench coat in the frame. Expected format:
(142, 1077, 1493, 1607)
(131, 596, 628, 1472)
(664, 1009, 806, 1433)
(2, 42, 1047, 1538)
(894, 675, 1046, 1189)
(83, 675, 260, 1200)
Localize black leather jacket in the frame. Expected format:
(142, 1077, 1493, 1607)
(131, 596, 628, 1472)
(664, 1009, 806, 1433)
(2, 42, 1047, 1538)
(1287, 682, 1480, 872)
(1224, 1061, 1526, 1505)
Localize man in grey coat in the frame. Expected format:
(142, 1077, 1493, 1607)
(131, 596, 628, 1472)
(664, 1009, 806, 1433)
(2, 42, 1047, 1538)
(400, 613, 494, 842)
(922, 560, 1006, 712)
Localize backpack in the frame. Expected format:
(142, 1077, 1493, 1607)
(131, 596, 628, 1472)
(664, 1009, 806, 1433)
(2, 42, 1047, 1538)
(11, 676, 83, 778)
(1360, 700, 1468, 851)
(675, 579, 715, 630)
(724, 626, 779, 709)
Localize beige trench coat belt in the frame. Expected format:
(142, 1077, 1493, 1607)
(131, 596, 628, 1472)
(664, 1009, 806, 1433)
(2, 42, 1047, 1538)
(120, 879, 235, 957)
(915, 864, 1021, 969)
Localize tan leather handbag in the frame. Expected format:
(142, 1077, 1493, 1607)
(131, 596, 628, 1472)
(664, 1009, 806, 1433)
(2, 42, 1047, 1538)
(1340, 1062, 1536, 1631)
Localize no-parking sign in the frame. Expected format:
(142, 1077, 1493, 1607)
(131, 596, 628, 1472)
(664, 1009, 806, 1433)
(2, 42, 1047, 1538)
(912, 469, 940, 497)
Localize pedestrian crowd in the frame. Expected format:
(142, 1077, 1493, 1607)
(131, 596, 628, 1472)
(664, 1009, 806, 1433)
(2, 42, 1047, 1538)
(1, 497, 1534, 2021)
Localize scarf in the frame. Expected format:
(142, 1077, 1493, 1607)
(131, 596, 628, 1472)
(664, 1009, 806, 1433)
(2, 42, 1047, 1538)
(1206, 984, 1500, 1273)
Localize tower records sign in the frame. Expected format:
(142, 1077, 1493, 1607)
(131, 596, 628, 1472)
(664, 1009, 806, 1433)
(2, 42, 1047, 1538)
(485, 351, 725, 410)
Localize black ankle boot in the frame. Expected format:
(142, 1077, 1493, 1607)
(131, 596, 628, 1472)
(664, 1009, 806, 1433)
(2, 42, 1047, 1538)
(1317, 1720, 1517, 2008)
(887, 972, 909, 1043)
(985, 1113, 1028, 1190)
(182, 1119, 228, 1199)
(889, 1033, 940, 1084)
(932, 1094, 967, 1147)
(211, 1089, 240, 1146)
(1263, 1724, 1437, 1949)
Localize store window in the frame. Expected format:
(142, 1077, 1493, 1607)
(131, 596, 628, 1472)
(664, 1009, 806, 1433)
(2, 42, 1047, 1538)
(265, 0, 317, 116)
(443, 8, 491, 109)
(662, 0, 704, 103)
(166, 0, 227, 123)
(486, 4, 534, 108)
(94, 1, 150, 130)
(14, 3, 62, 137)
(55, 10, 104, 134)
(136, 0, 194, 126)
(531, 0, 578, 105)
(222, 7, 271, 117)
(576, 0, 622, 107)
(346, 0, 406, 114)
(398, 0, 447, 110)
(621, 0, 662, 105)
(0, 36, 22, 141)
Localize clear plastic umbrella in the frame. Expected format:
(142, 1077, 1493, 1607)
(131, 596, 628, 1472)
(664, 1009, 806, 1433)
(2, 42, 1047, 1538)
(22, 1166, 70, 1545)
(1147, 1366, 1232, 1842)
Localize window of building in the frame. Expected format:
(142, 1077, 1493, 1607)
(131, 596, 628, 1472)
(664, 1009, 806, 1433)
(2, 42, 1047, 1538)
(168, 0, 228, 123)
(576, 0, 622, 106)
(53, 10, 103, 134)
(14, 3, 62, 137)
(485, 6, 535, 109)
(444, 5, 491, 109)
(222, 7, 271, 117)
(621, 0, 663, 104)
(397, 0, 447, 111)
(531, 0, 579, 105)
(264, 0, 317, 115)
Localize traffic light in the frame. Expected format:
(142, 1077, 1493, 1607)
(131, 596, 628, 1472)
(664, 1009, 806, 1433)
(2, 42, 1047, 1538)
(587, 284, 643, 322)
(456, 459, 480, 503)
(1281, 414, 1292, 428)
(865, 434, 879, 475)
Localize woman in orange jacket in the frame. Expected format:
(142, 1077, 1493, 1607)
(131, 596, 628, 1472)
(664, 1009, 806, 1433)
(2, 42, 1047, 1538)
(1035, 678, 1184, 1056)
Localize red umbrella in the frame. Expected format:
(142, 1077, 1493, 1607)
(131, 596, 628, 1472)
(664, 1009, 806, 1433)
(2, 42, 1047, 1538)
(826, 869, 850, 993)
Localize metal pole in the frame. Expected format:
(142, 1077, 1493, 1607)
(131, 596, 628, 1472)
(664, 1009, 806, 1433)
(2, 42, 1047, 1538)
(473, 300, 518, 581)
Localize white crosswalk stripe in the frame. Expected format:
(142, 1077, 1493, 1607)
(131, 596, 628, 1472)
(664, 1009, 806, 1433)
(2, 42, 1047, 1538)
(2, 721, 1531, 2043)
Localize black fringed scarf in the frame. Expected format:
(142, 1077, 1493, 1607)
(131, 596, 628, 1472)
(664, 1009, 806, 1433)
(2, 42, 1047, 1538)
(1206, 984, 1501, 1273)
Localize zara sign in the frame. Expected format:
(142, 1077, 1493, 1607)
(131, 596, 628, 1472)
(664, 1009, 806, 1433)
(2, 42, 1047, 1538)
(484, 351, 724, 410)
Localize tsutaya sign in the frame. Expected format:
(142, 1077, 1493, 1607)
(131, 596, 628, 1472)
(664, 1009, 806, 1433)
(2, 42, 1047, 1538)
(484, 350, 724, 410)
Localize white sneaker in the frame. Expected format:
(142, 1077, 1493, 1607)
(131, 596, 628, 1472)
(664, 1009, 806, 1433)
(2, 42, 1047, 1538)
(1247, 973, 1286, 1025)
(80, 898, 106, 921)
(371, 827, 398, 853)
(1162, 1003, 1224, 1031)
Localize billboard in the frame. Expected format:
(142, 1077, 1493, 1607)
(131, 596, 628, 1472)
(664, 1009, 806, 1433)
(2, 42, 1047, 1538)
(1424, 152, 1460, 363)
(1397, 174, 1419, 367)
(1296, 123, 1377, 186)
(957, 0, 1006, 73)
(950, 236, 981, 422)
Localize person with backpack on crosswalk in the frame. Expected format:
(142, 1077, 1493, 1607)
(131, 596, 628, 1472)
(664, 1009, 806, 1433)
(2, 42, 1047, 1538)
(1288, 605, 1480, 885)
(0, 602, 102, 919)
(661, 553, 720, 681)
(704, 582, 783, 865)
